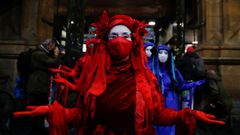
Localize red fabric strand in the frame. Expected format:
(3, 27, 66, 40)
(175, 108, 197, 135)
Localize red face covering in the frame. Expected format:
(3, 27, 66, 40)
(107, 37, 133, 61)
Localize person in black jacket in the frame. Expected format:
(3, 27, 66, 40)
(176, 44, 206, 81)
(195, 70, 233, 135)
(26, 39, 63, 135)
(176, 45, 233, 135)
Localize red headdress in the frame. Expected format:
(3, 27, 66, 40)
(91, 11, 147, 40)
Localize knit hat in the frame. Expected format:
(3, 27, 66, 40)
(186, 46, 196, 53)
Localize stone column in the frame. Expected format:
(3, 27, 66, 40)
(201, 0, 240, 127)
(223, 0, 240, 45)
(21, 0, 39, 42)
(220, 0, 240, 100)
(37, 0, 55, 42)
(204, 0, 223, 45)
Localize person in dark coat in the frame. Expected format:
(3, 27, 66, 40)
(176, 45, 233, 135)
(27, 39, 62, 102)
(195, 70, 233, 135)
(26, 39, 63, 135)
(176, 45, 206, 81)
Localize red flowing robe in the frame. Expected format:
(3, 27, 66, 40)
(48, 59, 195, 135)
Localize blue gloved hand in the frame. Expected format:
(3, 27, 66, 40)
(181, 80, 206, 90)
(193, 79, 206, 87)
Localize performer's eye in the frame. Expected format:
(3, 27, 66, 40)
(122, 33, 130, 39)
(159, 50, 168, 55)
(111, 35, 118, 38)
(109, 33, 118, 39)
(124, 35, 129, 38)
(159, 51, 164, 54)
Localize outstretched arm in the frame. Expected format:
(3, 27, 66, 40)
(153, 86, 224, 135)
(14, 105, 49, 117)
(175, 69, 205, 90)
(180, 80, 206, 90)
(14, 101, 82, 135)
(154, 107, 224, 135)
(190, 109, 224, 124)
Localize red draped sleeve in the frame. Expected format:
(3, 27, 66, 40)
(153, 104, 196, 135)
(152, 82, 196, 135)
(48, 101, 82, 135)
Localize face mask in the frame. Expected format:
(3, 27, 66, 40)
(145, 46, 153, 58)
(158, 50, 168, 63)
(107, 37, 133, 60)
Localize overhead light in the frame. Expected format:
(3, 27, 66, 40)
(180, 22, 184, 27)
(61, 40, 66, 46)
(148, 21, 156, 26)
(159, 27, 162, 32)
(61, 30, 66, 38)
(192, 41, 198, 44)
(172, 22, 177, 27)
(82, 44, 87, 52)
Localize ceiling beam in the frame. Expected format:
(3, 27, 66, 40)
(57, 5, 174, 19)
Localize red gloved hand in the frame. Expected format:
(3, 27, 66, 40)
(52, 76, 68, 84)
(14, 105, 49, 117)
(52, 76, 77, 91)
(49, 67, 76, 78)
(191, 110, 225, 125)
(49, 68, 64, 74)
(61, 65, 72, 72)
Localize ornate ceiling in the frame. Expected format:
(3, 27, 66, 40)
(57, 0, 176, 19)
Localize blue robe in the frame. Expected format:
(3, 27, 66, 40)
(153, 64, 199, 135)
(146, 57, 153, 71)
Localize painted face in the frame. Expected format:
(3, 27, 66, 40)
(108, 25, 132, 41)
(158, 50, 168, 63)
(145, 46, 153, 58)
(107, 25, 133, 60)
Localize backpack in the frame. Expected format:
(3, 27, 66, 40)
(17, 48, 35, 79)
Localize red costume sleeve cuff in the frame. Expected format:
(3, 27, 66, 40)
(48, 101, 82, 135)
(175, 108, 196, 135)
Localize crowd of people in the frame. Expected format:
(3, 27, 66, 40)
(0, 11, 233, 135)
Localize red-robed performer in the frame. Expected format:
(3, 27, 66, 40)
(14, 11, 224, 135)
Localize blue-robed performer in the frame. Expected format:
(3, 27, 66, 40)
(151, 44, 205, 135)
(144, 41, 155, 70)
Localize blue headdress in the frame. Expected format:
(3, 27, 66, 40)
(152, 44, 177, 94)
(144, 41, 155, 48)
